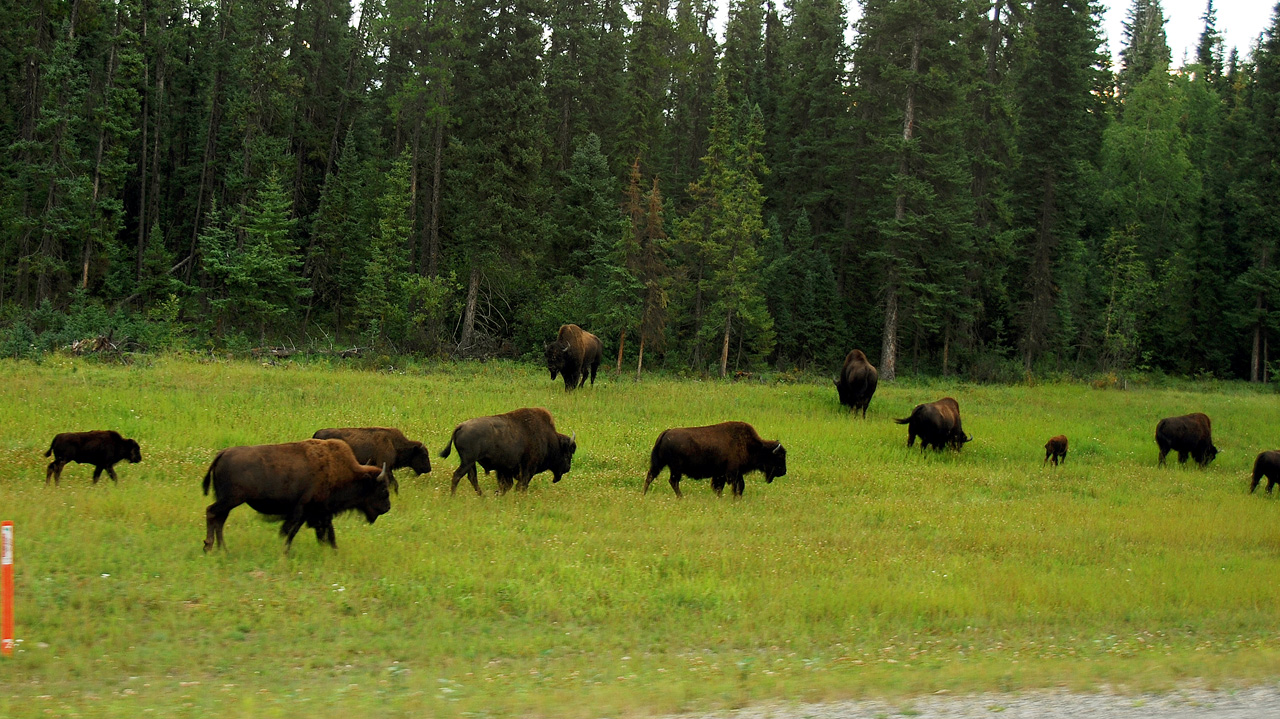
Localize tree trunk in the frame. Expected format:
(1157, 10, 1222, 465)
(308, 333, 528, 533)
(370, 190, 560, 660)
(458, 265, 481, 352)
(636, 334, 645, 380)
(84, 14, 121, 289)
(422, 105, 444, 277)
(879, 29, 919, 384)
(135, 2, 149, 280)
(880, 283, 898, 382)
(942, 325, 951, 376)
(616, 328, 626, 374)
(719, 309, 733, 378)
(186, 0, 230, 281)
(1252, 299, 1263, 383)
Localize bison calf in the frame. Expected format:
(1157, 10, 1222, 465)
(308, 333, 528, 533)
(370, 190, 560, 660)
(643, 422, 787, 498)
(1155, 413, 1218, 467)
(440, 407, 576, 495)
(1044, 435, 1068, 466)
(45, 430, 142, 485)
(1251, 451, 1280, 494)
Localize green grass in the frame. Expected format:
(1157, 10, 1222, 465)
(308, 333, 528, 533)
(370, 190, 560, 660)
(1, 355, 1279, 717)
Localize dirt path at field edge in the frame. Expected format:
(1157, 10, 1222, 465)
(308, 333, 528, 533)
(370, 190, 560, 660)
(671, 685, 1280, 718)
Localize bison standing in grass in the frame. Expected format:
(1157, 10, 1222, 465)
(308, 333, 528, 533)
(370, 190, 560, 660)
(1044, 435, 1068, 466)
(834, 349, 878, 418)
(312, 427, 431, 484)
(643, 421, 787, 498)
(1155, 413, 1218, 467)
(201, 439, 393, 552)
(1250, 451, 1280, 494)
(440, 407, 577, 495)
(894, 398, 972, 452)
(45, 430, 142, 485)
(545, 324, 603, 391)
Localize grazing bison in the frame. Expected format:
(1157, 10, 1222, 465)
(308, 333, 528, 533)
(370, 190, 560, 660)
(1251, 451, 1280, 494)
(643, 421, 787, 498)
(201, 439, 393, 552)
(1155, 413, 1218, 467)
(44, 430, 142, 485)
(311, 427, 430, 485)
(545, 324, 603, 391)
(834, 349, 878, 418)
(1044, 435, 1068, 466)
(439, 407, 577, 495)
(894, 398, 972, 451)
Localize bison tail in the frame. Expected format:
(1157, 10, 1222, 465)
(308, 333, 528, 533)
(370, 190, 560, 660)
(893, 417, 912, 425)
(439, 429, 456, 459)
(202, 453, 221, 496)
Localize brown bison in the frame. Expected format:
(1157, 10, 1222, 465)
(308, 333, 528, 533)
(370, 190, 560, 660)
(311, 427, 431, 485)
(439, 407, 577, 495)
(1155, 413, 1218, 467)
(1044, 435, 1068, 466)
(643, 421, 787, 498)
(545, 324, 603, 391)
(1251, 451, 1280, 494)
(201, 439, 393, 552)
(894, 398, 972, 451)
(45, 430, 142, 485)
(834, 349, 878, 418)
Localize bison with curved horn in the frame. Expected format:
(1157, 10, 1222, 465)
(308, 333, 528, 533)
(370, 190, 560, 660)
(311, 426, 431, 486)
(201, 439, 393, 552)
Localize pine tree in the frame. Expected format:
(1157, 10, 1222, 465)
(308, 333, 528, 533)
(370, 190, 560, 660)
(226, 170, 309, 338)
(678, 80, 774, 377)
(1116, 0, 1170, 101)
(356, 150, 414, 344)
(1011, 0, 1108, 371)
(853, 0, 977, 380)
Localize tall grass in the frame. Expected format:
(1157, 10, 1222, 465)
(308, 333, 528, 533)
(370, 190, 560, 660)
(1, 356, 1279, 717)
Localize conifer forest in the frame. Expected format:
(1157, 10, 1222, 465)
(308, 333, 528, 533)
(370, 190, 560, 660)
(1, 0, 1277, 382)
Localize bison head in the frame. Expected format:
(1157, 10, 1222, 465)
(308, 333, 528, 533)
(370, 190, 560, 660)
(545, 341, 570, 379)
(948, 432, 973, 451)
(763, 441, 787, 483)
(358, 464, 394, 522)
(1204, 443, 1220, 465)
(125, 439, 142, 463)
(404, 442, 433, 475)
(551, 431, 577, 483)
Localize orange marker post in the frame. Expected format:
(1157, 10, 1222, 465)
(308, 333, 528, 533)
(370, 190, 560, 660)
(2, 521, 12, 656)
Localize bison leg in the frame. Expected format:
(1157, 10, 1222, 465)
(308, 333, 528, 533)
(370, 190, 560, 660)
(45, 460, 66, 486)
(1177, 451, 1189, 465)
(204, 501, 236, 552)
(712, 477, 726, 497)
(106, 465, 119, 483)
(452, 462, 481, 496)
(1269, 476, 1278, 494)
(280, 507, 307, 553)
(668, 471, 683, 498)
(731, 476, 745, 497)
(589, 359, 598, 386)
(643, 470, 657, 495)
(1157, 442, 1170, 466)
(92, 466, 104, 484)
(516, 471, 533, 492)
(906, 431, 916, 448)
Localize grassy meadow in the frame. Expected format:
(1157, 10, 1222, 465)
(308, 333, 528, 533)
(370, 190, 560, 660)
(1, 355, 1280, 717)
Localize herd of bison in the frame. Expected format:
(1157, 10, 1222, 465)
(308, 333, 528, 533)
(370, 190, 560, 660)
(31, 325, 1280, 553)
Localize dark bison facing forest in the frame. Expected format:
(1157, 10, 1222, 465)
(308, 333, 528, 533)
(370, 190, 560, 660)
(895, 398, 972, 452)
(545, 324, 603, 391)
(1155, 413, 1218, 467)
(834, 349, 878, 418)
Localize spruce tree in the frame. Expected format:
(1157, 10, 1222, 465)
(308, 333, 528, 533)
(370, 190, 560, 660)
(1116, 0, 1170, 101)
